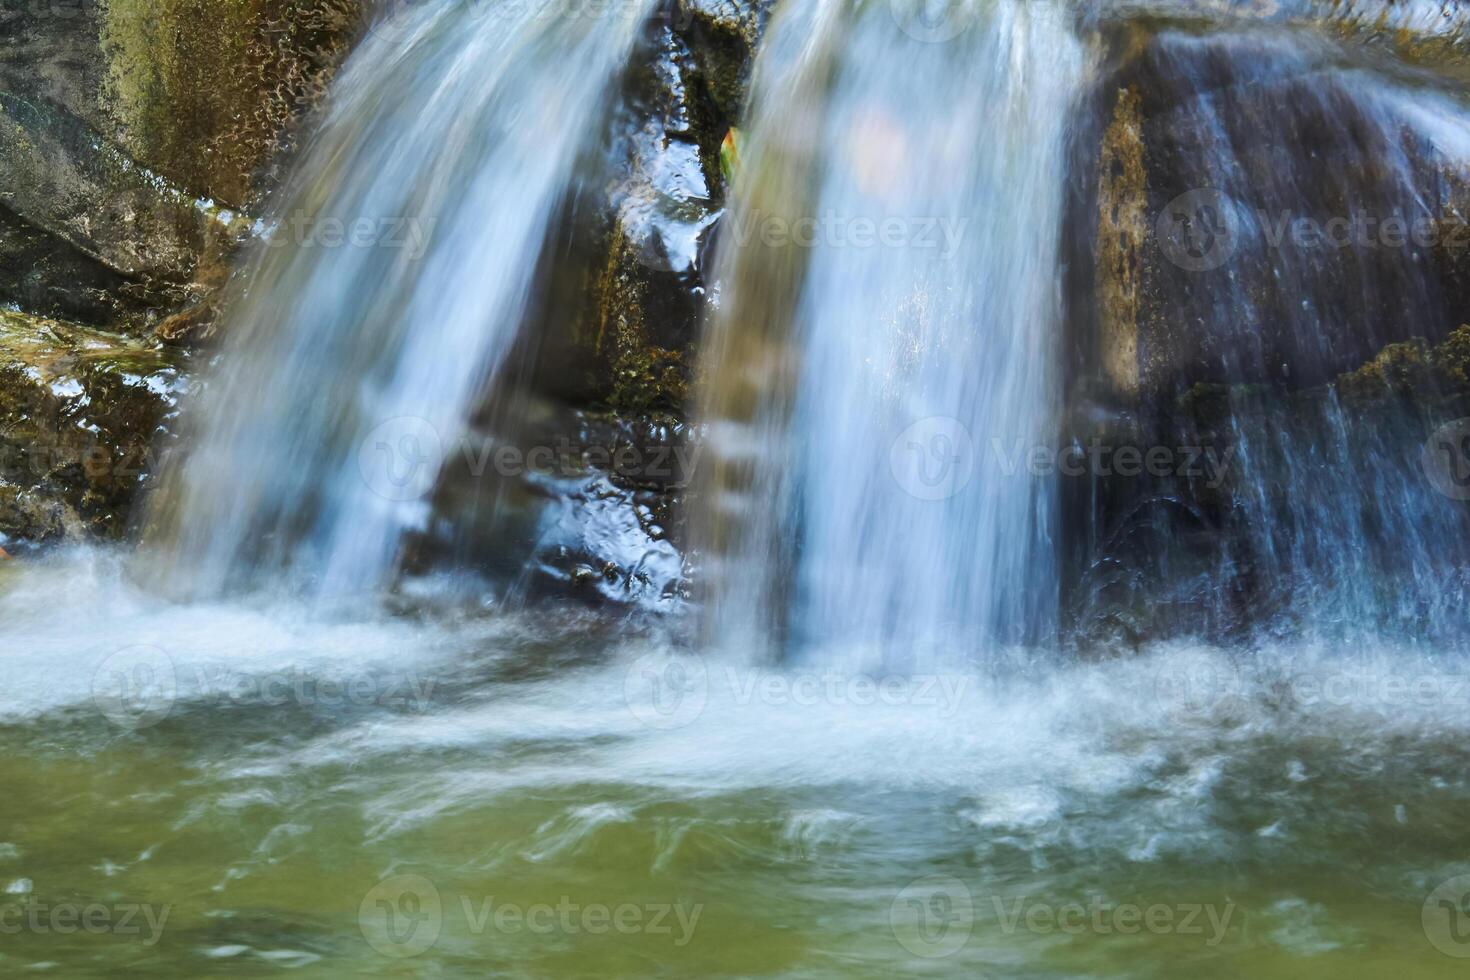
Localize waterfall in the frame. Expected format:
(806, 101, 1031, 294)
(141, 0, 653, 599)
(1068, 27, 1470, 644)
(694, 0, 1087, 666)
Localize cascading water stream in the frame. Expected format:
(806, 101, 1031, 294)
(1068, 26, 1470, 643)
(8, 3, 1470, 977)
(696, 0, 1086, 666)
(141, 0, 653, 600)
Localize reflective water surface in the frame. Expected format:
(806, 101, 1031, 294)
(7, 549, 1470, 976)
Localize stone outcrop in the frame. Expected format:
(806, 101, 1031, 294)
(529, 0, 773, 413)
(0, 0, 358, 330)
(1074, 18, 1470, 408)
(0, 309, 183, 550)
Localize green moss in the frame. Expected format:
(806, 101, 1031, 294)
(1096, 85, 1146, 396)
(1433, 324, 1470, 390)
(593, 229, 689, 412)
(0, 309, 180, 375)
(0, 309, 181, 542)
(100, 0, 359, 207)
(1333, 336, 1433, 405)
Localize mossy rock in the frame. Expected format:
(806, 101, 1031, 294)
(0, 309, 184, 545)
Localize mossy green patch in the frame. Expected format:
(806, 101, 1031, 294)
(100, 0, 360, 207)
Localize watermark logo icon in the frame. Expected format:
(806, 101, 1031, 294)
(888, 0, 975, 43)
(624, 654, 709, 730)
(890, 875, 974, 958)
(359, 874, 443, 958)
(890, 416, 975, 501)
(1423, 875, 1470, 957)
(359, 416, 443, 502)
(1154, 657, 1242, 718)
(1422, 418, 1470, 501)
(1157, 188, 1239, 272)
(91, 645, 177, 730)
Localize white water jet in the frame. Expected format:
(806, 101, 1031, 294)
(695, 0, 1087, 666)
(143, 0, 653, 600)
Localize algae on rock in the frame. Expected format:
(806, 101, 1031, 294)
(0, 309, 184, 547)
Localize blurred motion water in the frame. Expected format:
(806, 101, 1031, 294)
(141, 0, 653, 600)
(7, 547, 1470, 976)
(1065, 24, 1470, 643)
(695, 0, 1085, 666)
(3, 0, 1470, 976)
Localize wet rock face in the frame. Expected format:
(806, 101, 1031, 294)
(0, 310, 184, 549)
(99, 0, 360, 207)
(0, 90, 223, 323)
(470, 0, 772, 609)
(0, 206, 137, 324)
(0, 0, 358, 331)
(1074, 26, 1470, 405)
(404, 399, 693, 610)
(1065, 326, 1470, 645)
(528, 0, 773, 413)
(1064, 20, 1470, 644)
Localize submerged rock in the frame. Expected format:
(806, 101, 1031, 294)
(0, 309, 184, 548)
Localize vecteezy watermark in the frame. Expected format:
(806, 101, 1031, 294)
(624, 654, 710, 730)
(1157, 188, 1470, 273)
(256, 211, 436, 261)
(91, 645, 177, 730)
(1256, 209, 1470, 253)
(890, 876, 975, 958)
(887, 418, 1237, 501)
(988, 437, 1235, 488)
(890, 416, 977, 501)
(888, 0, 977, 43)
(0, 441, 162, 484)
(1155, 658, 1470, 718)
(13, 0, 89, 21)
(359, 417, 444, 503)
(1424, 875, 1470, 958)
(358, 875, 702, 959)
(889, 876, 1237, 958)
(721, 210, 969, 259)
(0, 898, 170, 946)
(1157, 188, 1239, 272)
(623, 653, 978, 730)
(1422, 418, 1470, 501)
(91, 646, 436, 730)
(357, 416, 700, 502)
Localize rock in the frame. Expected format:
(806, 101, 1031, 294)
(528, 1, 772, 412)
(99, 0, 360, 207)
(1072, 22, 1470, 406)
(0, 0, 359, 331)
(1093, 85, 1147, 398)
(1064, 324, 1470, 644)
(401, 398, 693, 610)
(0, 309, 185, 546)
(0, 90, 229, 323)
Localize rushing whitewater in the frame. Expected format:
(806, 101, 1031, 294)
(142, 0, 653, 599)
(9, 0, 1470, 976)
(696, 0, 1086, 664)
